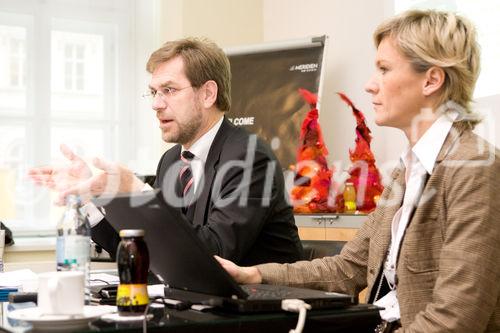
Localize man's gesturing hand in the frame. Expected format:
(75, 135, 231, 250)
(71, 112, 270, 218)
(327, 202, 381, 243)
(29, 144, 144, 205)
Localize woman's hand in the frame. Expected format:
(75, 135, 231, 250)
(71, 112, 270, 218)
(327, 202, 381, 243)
(214, 255, 263, 284)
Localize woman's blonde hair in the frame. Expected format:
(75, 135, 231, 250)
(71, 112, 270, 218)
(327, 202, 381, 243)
(146, 37, 231, 111)
(374, 10, 481, 125)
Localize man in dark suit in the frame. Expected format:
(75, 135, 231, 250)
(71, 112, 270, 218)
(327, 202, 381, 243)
(30, 38, 303, 266)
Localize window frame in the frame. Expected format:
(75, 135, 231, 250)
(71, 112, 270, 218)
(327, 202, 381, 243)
(0, 0, 138, 236)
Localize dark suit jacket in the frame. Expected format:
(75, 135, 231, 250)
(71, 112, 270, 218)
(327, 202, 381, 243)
(92, 117, 303, 265)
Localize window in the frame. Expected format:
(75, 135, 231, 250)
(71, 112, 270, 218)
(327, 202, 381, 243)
(0, 25, 26, 89)
(63, 43, 85, 91)
(394, 0, 500, 98)
(0, 0, 150, 235)
(0, 23, 27, 112)
(9, 36, 26, 87)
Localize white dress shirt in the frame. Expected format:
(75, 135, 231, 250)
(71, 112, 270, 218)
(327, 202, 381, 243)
(181, 116, 223, 194)
(86, 116, 224, 227)
(375, 111, 458, 321)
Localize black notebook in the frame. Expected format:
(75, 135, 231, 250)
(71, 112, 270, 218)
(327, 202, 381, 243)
(92, 190, 356, 313)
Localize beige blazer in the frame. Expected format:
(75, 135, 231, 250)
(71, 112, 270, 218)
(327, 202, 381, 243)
(258, 122, 500, 332)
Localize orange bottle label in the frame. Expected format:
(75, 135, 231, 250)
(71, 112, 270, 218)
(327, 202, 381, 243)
(116, 284, 149, 306)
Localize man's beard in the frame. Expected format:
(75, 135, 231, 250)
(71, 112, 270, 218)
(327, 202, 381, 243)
(170, 104, 203, 145)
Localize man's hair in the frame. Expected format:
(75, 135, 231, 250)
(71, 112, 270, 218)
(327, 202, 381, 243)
(374, 10, 481, 125)
(146, 37, 231, 111)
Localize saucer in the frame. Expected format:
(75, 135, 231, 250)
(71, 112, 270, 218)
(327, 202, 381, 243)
(8, 305, 116, 331)
(101, 312, 153, 322)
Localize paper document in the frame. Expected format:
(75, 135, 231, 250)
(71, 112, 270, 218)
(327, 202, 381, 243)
(147, 284, 164, 297)
(0, 269, 38, 290)
(89, 272, 120, 287)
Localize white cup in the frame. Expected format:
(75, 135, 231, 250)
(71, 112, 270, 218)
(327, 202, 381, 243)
(37, 271, 85, 315)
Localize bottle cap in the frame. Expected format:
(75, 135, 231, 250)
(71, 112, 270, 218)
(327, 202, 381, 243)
(65, 194, 81, 204)
(119, 229, 145, 237)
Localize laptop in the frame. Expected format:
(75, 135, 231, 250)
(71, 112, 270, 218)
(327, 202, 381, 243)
(92, 190, 357, 313)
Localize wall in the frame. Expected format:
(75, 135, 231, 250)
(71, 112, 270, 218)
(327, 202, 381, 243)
(129, 0, 166, 175)
(147, 0, 499, 178)
(152, 0, 403, 178)
(158, 0, 263, 47)
(262, 0, 403, 178)
(266, 0, 500, 175)
(150, 0, 264, 158)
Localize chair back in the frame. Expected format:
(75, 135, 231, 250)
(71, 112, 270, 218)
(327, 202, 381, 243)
(301, 240, 346, 261)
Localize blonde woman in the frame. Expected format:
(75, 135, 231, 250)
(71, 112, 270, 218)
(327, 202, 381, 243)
(217, 10, 500, 333)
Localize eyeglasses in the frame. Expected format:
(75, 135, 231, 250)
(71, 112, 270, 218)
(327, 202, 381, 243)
(142, 86, 192, 103)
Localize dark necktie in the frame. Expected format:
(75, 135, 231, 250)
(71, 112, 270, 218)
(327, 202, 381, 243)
(179, 150, 195, 214)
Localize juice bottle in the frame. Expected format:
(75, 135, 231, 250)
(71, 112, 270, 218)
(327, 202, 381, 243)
(116, 229, 150, 315)
(343, 182, 357, 213)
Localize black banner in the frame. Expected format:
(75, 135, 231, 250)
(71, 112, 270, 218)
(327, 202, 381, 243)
(227, 37, 326, 169)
